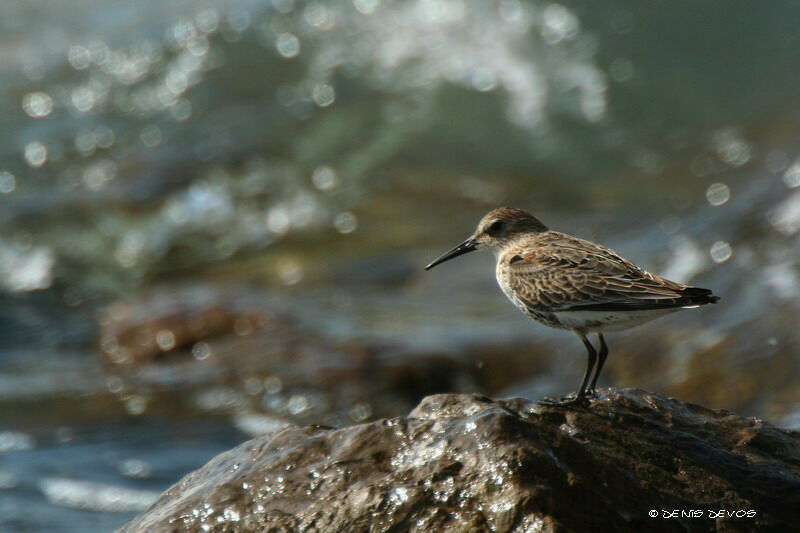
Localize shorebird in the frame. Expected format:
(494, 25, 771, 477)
(425, 207, 719, 405)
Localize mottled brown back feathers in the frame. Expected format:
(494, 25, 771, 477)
(499, 230, 719, 312)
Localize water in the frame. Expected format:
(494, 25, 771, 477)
(1, 1, 800, 530)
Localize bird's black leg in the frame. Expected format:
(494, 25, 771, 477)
(576, 335, 597, 398)
(589, 333, 608, 396)
(540, 335, 596, 406)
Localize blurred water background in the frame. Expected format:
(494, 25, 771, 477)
(2, 0, 800, 530)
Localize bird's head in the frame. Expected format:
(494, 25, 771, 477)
(425, 207, 547, 270)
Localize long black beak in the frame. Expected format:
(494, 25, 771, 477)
(425, 237, 477, 270)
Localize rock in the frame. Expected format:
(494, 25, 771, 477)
(119, 389, 800, 532)
(97, 284, 565, 427)
(97, 284, 288, 366)
(96, 284, 496, 425)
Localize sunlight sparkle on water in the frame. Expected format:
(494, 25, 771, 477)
(192, 341, 212, 360)
(119, 459, 153, 479)
(24, 141, 47, 167)
(67, 46, 92, 70)
(156, 330, 177, 351)
(312, 166, 338, 190)
(276, 33, 301, 58)
(71, 86, 96, 113)
(706, 182, 730, 206)
(0, 431, 35, 452)
(712, 129, 751, 167)
(541, 4, 580, 44)
(390, 486, 410, 504)
(0, 172, 16, 194)
(22, 92, 53, 118)
(334, 212, 358, 233)
(197, 9, 220, 33)
(782, 161, 800, 188)
(40, 478, 158, 513)
(304, 4, 335, 29)
(312, 83, 336, 106)
(277, 259, 304, 285)
(267, 207, 291, 234)
(709, 241, 732, 264)
(770, 191, 800, 235)
(124, 395, 149, 415)
(83, 159, 118, 190)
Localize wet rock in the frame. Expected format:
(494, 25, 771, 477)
(96, 284, 567, 428)
(119, 389, 800, 532)
(96, 284, 493, 425)
(98, 284, 287, 366)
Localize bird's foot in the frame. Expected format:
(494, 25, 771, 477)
(538, 393, 591, 407)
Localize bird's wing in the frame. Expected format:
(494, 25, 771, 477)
(505, 241, 710, 312)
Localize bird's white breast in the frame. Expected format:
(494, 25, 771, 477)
(495, 262, 524, 309)
(554, 308, 679, 332)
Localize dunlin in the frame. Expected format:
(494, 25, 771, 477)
(425, 207, 719, 405)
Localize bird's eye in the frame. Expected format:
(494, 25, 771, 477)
(488, 221, 505, 234)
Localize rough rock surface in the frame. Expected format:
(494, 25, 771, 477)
(119, 389, 800, 532)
